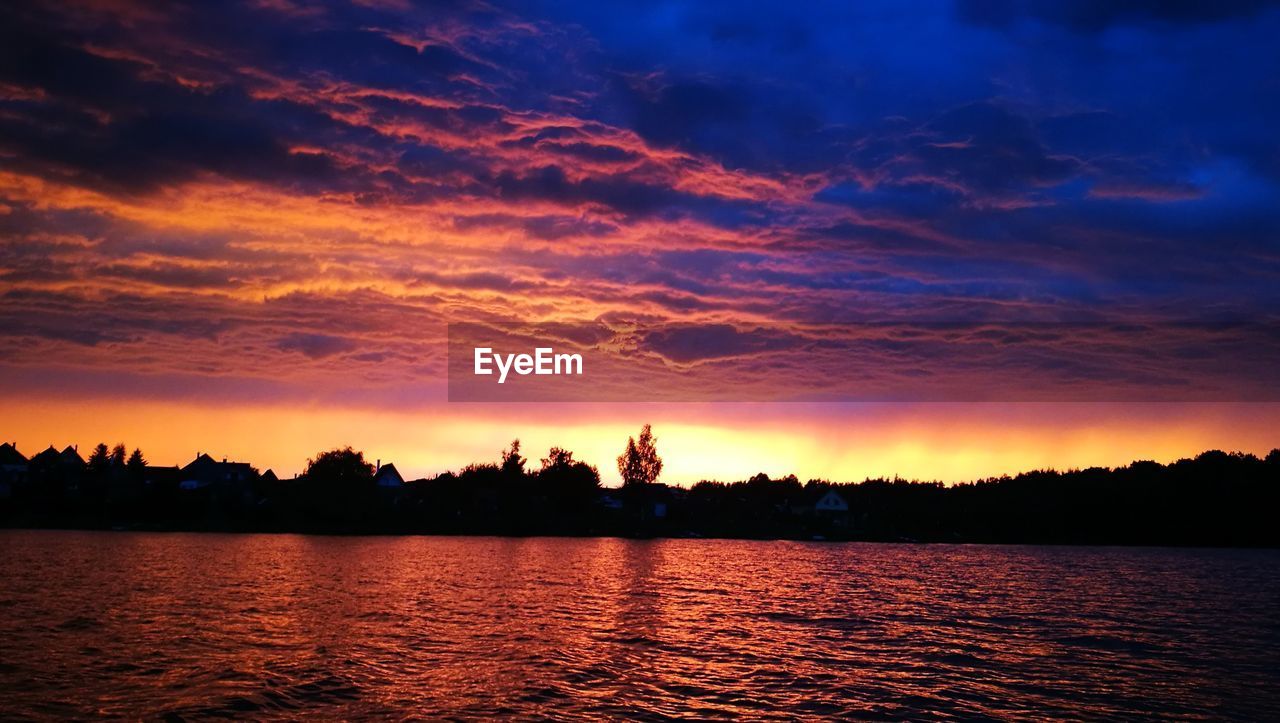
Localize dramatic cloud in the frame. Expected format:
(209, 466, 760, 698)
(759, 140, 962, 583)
(1, 0, 1278, 411)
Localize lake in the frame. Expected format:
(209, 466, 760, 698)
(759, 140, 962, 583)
(0, 531, 1277, 719)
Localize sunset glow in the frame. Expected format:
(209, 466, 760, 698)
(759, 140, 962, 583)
(3, 4, 1280, 719)
(4, 399, 1277, 484)
(2, 1, 1278, 482)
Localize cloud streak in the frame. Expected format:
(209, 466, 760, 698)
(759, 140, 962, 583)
(0, 0, 1277, 414)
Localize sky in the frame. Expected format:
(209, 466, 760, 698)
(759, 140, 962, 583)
(1, 0, 1278, 482)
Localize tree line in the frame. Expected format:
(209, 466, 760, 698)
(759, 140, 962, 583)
(1, 427, 1278, 546)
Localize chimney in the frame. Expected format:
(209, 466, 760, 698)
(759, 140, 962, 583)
(376, 459, 381, 473)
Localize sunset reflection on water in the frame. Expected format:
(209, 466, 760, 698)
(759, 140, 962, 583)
(1, 531, 1278, 719)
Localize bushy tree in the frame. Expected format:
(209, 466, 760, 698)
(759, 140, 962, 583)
(617, 424, 662, 486)
(295, 447, 377, 532)
(303, 446, 375, 486)
(538, 446, 601, 504)
(541, 446, 576, 469)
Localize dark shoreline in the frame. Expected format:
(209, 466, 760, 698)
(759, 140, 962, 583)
(4, 446, 1278, 548)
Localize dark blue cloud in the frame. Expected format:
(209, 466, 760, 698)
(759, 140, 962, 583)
(956, 0, 1279, 32)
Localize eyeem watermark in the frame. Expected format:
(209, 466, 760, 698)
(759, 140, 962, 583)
(474, 347, 583, 384)
(448, 320, 1280, 402)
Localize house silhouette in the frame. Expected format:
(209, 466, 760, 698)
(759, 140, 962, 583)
(179, 453, 255, 490)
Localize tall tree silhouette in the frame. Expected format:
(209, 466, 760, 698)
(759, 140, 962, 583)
(87, 443, 111, 475)
(126, 448, 147, 476)
(110, 443, 127, 467)
(618, 424, 663, 486)
(501, 439, 526, 478)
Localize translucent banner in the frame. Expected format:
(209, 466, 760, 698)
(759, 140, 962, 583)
(447, 320, 1280, 402)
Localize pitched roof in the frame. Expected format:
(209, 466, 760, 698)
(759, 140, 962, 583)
(375, 463, 404, 485)
(60, 446, 85, 465)
(0, 443, 27, 466)
(182, 453, 253, 473)
(30, 446, 60, 464)
(814, 488, 849, 510)
(28, 445, 84, 468)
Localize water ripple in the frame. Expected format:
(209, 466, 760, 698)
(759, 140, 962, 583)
(0, 532, 1278, 719)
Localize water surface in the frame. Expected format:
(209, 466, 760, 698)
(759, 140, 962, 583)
(1, 531, 1277, 719)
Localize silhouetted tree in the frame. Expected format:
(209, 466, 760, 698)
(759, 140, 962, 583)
(537, 446, 601, 515)
(110, 443, 127, 467)
(500, 439, 526, 478)
(87, 443, 111, 475)
(5, 438, 1279, 545)
(295, 447, 378, 532)
(303, 447, 375, 485)
(541, 446, 575, 469)
(126, 448, 147, 476)
(618, 424, 662, 486)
